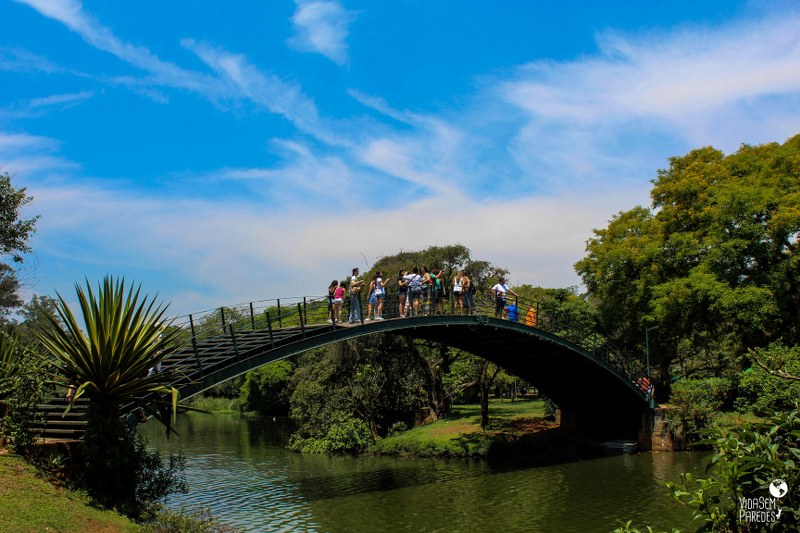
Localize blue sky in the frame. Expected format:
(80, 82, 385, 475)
(2, 0, 800, 316)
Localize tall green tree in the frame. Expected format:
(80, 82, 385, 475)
(576, 135, 800, 385)
(0, 173, 39, 323)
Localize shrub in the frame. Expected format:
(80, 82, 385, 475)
(667, 377, 732, 441)
(668, 407, 800, 532)
(736, 343, 800, 413)
(288, 414, 371, 454)
(0, 332, 48, 452)
(149, 506, 244, 532)
(387, 421, 407, 437)
(239, 361, 293, 416)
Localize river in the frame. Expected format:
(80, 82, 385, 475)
(140, 414, 706, 533)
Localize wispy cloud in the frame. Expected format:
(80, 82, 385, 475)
(15, 0, 230, 100)
(288, 0, 356, 65)
(0, 46, 66, 73)
(1, 90, 95, 118)
(496, 11, 800, 183)
(0, 131, 79, 176)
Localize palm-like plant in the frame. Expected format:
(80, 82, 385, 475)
(0, 330, 21, 393)
(0, 330, 21, 417)
(36, 276, 180, 430)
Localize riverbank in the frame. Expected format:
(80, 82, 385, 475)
(371, 398, 577, 461)
(0, 451, 141, 532)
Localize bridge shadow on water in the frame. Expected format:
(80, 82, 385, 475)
(274, 427, 608, 502)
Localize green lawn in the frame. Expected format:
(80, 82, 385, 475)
(372, 398, 556, 458)
(0, 453, 141, 533)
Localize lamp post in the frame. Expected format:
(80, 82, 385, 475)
(645, 325, 658, 378)
(644, 326, 659, 408)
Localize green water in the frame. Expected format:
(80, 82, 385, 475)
(140, 414, 707, 533)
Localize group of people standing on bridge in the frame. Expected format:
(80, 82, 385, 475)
(327, 267, 535, 325)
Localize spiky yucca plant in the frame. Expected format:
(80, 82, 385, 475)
(36, 276, 187, 515)
(0, 330, 21, 396)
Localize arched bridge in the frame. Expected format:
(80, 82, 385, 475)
(159, 293, 654, 442)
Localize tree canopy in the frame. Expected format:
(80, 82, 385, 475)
(0, 173, 39, 322)
(0, 173, 38, 264)
(576, 134, 800, 383)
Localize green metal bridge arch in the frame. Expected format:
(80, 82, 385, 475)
(160, 294, 652, 440)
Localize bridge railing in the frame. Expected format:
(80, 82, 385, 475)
(163, 288, 648, 393)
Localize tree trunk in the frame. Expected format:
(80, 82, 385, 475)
(479, 382, 490, 430)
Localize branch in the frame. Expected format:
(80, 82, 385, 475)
(751, 353, 800, 382)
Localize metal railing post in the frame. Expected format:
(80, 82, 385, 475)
(265, 311, 275, 349)
(303, 297, 308, 325)
(189, 314, 203, 375)
(298, 303, 306, 338)
(277, 299, 282, 328)
(230, 324, 240, 360)
(250, 302, 255, 330)
(219, 307, 226, 333)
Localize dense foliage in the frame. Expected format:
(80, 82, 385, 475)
(666, 377, 733, 441)
(669, 408, 800, 532)
(0, 330, 48, 451)
(239, 360, 294, 416)
(737, 343, 800, 414)
(576, 135, 800, 396)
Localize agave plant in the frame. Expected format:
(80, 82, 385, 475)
(0, 330, 21, 395)
(36, 276, 181, 432)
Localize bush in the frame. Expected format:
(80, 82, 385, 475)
(149, 506, 244, 532)
(288, 414, 371, 454)
(667, 377, 732, 441)
(239, 360, 293, 416)
(668, 407, 800, 532)
(0, 333, 49, 452)
(74, 407, 187, 519)
(387, 421, 407, 437)
(736, 343, 800, 413)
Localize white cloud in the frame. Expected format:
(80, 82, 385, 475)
(288, 0, 356, 65)
(1, 90, 96, 118)
(16, 0, 231, 100)
(500, 12, 800, 152)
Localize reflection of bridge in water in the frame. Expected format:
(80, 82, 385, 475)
(158, 292, 657, 446)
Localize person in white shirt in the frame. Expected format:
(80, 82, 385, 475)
(490, 276, 517, 318)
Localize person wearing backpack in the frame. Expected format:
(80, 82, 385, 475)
(453, 271, 465, 315)
(373, 271, 390, 320)
(405, 267, 423, 317)
(462, 273, 474, 315)
(348, 267, 365, 323)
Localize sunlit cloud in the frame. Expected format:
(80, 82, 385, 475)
(288, 0, 356, 65)
(498, 11, 800, 176)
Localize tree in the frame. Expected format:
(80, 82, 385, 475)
(240, 360, 294, 416)
(0, 173, 38, 263)
(0, 173, 39, 321)
(35, 276, 186, 516)
(576, 135, 800, 388)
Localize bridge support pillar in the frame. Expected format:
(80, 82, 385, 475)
(555, 408, 577, 432)
(638, 407, 686, 452)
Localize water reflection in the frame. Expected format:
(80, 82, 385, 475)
(140, 414, 707, 533)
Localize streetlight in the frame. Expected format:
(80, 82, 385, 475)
(645, 325, 659, 378)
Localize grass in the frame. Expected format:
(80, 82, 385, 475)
(372, 397, 558, 458)
(185, 395, 241, 414)
(0, 452, 142, 533)
(712, 411, 765, 435)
